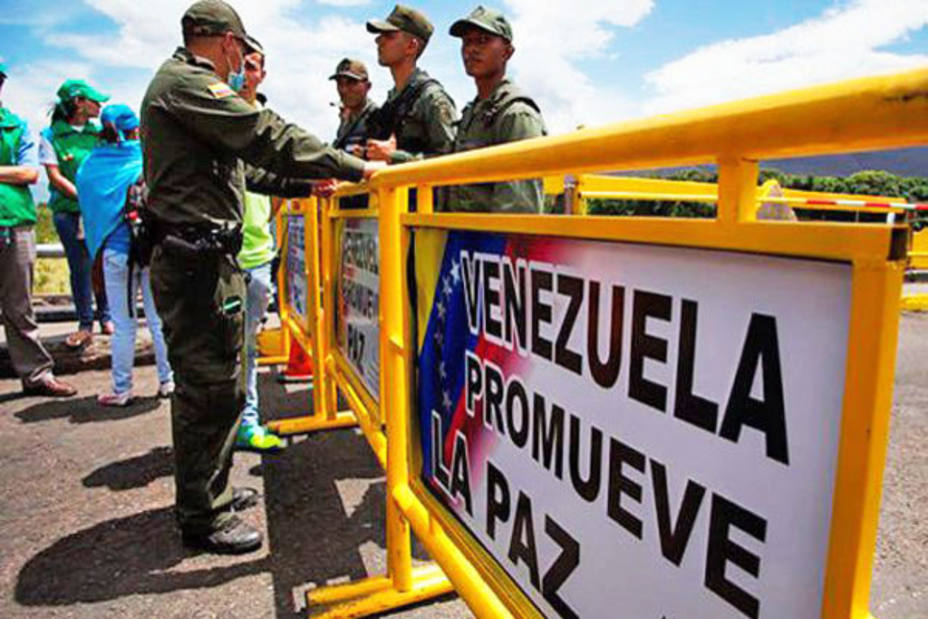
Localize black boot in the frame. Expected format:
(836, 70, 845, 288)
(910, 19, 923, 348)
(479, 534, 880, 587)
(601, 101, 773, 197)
(182, 516, 263, 554)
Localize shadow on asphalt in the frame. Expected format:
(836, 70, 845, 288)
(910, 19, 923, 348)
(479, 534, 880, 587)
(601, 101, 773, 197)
(83, 446, 174, 491)
(15, 371, 435, 618)
(14, 394, 161, 424)
(15, 506, 266, 605)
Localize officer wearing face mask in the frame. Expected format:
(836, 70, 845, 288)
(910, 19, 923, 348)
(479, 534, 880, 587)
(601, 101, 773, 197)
(140, 0, 382, 555)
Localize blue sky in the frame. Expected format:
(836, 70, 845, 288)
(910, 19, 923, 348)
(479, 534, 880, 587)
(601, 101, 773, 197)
(1, 0, 927, 145)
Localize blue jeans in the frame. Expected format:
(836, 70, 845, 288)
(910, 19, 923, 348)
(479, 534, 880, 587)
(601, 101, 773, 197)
(242, 262, 272, 428)
(102, 248, 172, 394)
(54, 211, 110, 329)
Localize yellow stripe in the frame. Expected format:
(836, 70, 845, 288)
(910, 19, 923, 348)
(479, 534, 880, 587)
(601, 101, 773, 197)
(415, 229, 447, 351)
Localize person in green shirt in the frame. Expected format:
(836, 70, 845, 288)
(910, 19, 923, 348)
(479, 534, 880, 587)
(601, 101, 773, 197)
(445, 6, 546, 213)
(235, 48, 285, 453)
(40, 79, 113, 347)
(0, 63, 77, 397)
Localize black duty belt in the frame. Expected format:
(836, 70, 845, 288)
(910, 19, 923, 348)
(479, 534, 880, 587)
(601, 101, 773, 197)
(153, 221, 243, 258)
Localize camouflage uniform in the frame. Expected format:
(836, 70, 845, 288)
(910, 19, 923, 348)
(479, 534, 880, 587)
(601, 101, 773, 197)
(444, 6, 546, 213)
(445, 78, 546, 212)
(365, 5, 457, 162)
(372, 67, 456, 163)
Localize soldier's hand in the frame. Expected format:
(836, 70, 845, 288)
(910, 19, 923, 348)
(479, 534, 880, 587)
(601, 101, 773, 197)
(365, 134, 397, 162)
(362, 161, 386, 181)
(312, 179, 339, 198)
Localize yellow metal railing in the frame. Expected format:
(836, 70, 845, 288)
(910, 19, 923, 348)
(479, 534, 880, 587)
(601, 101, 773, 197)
(356, 67, 928, 619)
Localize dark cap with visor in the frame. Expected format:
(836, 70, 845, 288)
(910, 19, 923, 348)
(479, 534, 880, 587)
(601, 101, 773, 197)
(366, 4, 434, 44)
(328, 58, 369, 81)
(182, 0, 262, 53)
(449, 6, 513, 42)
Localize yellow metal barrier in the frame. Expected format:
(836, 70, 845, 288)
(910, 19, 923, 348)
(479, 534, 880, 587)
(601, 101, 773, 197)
(355, 67, 928, 619)
(265, 188, 454, 617)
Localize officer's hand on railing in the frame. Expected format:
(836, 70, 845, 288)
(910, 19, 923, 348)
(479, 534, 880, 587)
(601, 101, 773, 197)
(365, 134, 397, 162)
(362, 161, 386, 181)
(312, 179, 338, 198)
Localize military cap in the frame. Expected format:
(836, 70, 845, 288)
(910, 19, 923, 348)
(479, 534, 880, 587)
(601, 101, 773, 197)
(450, 6, 513, 42)
(366, 4, 434, 44)
(57, 78, 110, 103)
(182, 0, 261, 53)
(328, 58, 369, 81)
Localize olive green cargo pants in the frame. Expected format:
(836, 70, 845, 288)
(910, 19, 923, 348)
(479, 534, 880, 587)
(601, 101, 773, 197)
(150, 245, 246, 535)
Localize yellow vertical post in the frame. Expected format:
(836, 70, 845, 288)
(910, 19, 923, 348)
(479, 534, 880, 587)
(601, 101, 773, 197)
(379, 182, 414, 592)
(306, 197, 328, 420)
(821, 258, 904, 619)
(417, 183, 434, 214)
(321, 196, 339, 419)
(278, 203, 292, 362)
(717, 157, 759, 225)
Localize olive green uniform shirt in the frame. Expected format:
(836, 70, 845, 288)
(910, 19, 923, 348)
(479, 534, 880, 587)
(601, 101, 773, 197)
(381, 68, 456, 164)
(140, 47, 365, 227)
(444, 79, 546, 213)
(333, 99, 378, 151)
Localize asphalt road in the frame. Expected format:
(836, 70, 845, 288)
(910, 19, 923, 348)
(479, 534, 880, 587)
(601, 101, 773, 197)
(0, 314, 925, 619)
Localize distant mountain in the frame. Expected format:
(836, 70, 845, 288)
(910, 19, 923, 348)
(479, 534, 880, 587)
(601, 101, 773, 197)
(763, 147, 928, 177)
(621, 147, 928, 178)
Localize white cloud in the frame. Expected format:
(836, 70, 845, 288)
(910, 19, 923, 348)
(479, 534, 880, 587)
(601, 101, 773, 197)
(644, 0, 928, 116)
(316, 0, 372, 6)
(28, 0, 381, 140)
(503, 0, 654, 132)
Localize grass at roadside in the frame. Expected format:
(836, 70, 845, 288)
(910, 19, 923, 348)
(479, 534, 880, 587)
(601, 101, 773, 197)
(34, 205, 70, 295)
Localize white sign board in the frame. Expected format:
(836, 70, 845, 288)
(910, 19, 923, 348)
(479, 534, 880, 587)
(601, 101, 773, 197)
(286, 214, 309, 329)
(416, 231, 851, 619)
(337, 218, 380, 399)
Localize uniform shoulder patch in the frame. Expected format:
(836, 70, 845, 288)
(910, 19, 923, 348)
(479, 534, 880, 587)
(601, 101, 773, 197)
(207, 82, 236, 99)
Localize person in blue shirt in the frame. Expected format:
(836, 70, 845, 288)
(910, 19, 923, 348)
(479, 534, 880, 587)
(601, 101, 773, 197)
(0, 63, 76, 397)
(76, 104, 173, 406)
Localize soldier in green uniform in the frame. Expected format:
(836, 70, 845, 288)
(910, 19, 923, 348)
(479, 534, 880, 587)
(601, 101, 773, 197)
(446, 6, 546, 213)
(142, 0, 381, 554)
(330, 58, 378, 209)
(0, 63, 77, 398)
(364, 4, 457, 164)
(330, 59, 378, 156)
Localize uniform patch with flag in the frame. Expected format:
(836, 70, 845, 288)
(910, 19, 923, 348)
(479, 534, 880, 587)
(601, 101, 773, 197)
(207, 82, 235, 99)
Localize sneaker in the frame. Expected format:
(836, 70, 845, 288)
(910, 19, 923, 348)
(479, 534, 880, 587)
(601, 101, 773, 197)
(65, 329, 93, 349)
(181, 515, 263, 554)
(235, 423, 284, 453)
(157, 381, 175, 398)
(98, 391, 133, 407)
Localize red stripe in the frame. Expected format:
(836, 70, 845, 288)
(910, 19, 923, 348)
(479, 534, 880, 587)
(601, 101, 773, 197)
(806, 199, 837, 206)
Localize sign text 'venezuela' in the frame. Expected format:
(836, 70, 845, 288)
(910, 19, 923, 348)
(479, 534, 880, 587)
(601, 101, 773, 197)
(430, 250, 792, 619)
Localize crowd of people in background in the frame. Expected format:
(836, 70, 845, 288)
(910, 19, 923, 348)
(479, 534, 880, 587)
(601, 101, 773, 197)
(0, 1, 546, 555)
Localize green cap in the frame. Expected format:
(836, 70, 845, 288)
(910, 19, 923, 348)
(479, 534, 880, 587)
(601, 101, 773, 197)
(56, 79, 110, 103)
(182, 0, 261, 52)
(450, 6, 513, 42)
(329, 58, 369, 81)
(366, 4, 433, 44)
(0, 62, 7, 78)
